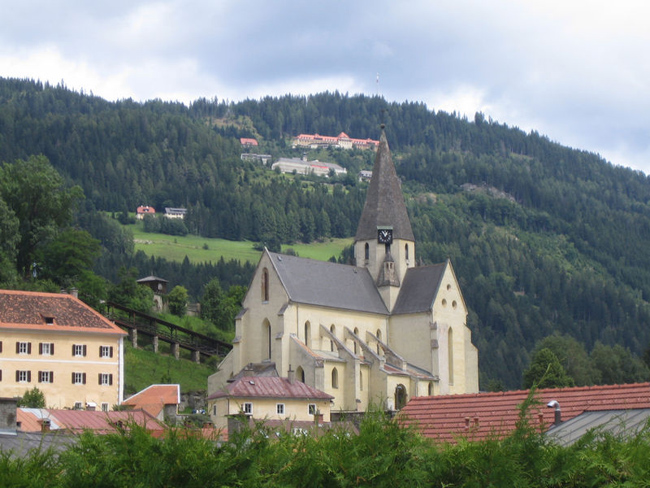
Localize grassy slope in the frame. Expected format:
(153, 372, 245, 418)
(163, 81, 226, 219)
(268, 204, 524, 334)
(129, 221, 352, 264)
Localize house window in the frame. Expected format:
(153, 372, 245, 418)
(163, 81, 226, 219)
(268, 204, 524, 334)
(16, 370, 31, 383)
(38, 371, 53, 383)
(74, 402, 83, 410)
(331, 368, 339, 389)
(243, 402, 253, 415)
(102, 403, 109, 412)
(17, 342, 31, 354)
(0, 341, 3, 353)
(308, 404, 317, 415)
(276, 403, 285, 415)
(73, 344, 87, 357)
(99, 373, 113, 386)
(72, 372, 86, 385)
(262, 268, 269, 302)
(40, 343, 54, 355)
(100, 346, 114, 358)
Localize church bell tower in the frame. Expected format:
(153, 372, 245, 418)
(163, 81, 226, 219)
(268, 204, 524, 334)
(354, 126, 415, 311)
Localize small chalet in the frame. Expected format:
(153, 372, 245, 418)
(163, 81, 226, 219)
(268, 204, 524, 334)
(136, 206, 156, 219)
(399, 383, 650, 445)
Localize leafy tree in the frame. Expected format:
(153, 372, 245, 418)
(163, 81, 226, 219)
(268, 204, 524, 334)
(18, 386, 46, 408)
(108, 267, 154, 313)
(167, 285, 188, 317)
(590, 342, 650, 385)
(0, 155, 84, 279)
(0, 196, 19, 283)
(522, 348, 575, 389)
(37, 228, 102, 287)
(534, 334, 599, 386)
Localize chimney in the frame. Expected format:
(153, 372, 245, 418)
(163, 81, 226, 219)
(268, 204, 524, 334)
(40, 418, 51, 433)
(0, 397, 18, 434)
(70, 287, 78, 299)
(287, 365, 295, 384)
(547, 400, 561, 426)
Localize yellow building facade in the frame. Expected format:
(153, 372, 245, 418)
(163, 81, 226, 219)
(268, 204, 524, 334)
(0, 290, 126, 409)
(209, 128, 478, 419)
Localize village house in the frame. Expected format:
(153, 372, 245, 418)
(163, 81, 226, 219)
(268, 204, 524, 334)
(136, 205, 155, 219)
(0, 290, 127, 410)
(209, 127, 479, 418)
(271, 157, 347, 177)
(164, 207, 187, 219)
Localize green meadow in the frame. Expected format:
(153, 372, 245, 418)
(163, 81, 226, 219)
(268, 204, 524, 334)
(129, 222, 351, 264)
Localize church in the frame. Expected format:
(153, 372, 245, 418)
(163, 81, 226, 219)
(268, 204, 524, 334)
(208, 127, 478, 417)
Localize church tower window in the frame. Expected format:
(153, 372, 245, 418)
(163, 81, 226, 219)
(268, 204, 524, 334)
(332, 368, 339, 389)
(448, 327, 454, 385)
(262, 268, 269, 302)
(405, 243, 409, 261)
(304, 321, 311, 348)
(364, 243, 369, 260)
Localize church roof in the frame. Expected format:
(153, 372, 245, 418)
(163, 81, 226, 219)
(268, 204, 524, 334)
(208, 376, 333, 401)
(391, 263, 447, 315)
(268, 251, 389, 315)
(355, 129, 415, 242)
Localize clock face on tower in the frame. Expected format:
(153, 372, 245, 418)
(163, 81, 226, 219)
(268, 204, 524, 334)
(377, 228, 393, 244)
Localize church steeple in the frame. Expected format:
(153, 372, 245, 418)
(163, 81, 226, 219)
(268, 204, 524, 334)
(354, 126, 415, 243)
(354, 126, 415, 311)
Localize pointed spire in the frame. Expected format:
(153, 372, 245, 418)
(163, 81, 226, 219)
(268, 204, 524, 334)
(355, 126, 415, 242)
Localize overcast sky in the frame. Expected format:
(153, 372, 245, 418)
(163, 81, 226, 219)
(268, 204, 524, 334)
(2, 1, 649, 173)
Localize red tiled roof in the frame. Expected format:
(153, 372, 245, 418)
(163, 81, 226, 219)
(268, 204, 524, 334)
(0, 290, 126, 335)
(122, 384, 180, 418)
(17, 408, 165, 434)
(136, 205, 155, 214)
(208, 376, 333, 401)
(399, 383, 650, 443)
(240, 138, 258, 146)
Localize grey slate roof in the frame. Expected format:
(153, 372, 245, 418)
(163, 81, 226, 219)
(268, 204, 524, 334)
(268, 251, 388, 315)
(546, 408, 650, 447)
(391, 263, 446, 315)
(0, 431, 76, 458)
(355, 129, 415, 242)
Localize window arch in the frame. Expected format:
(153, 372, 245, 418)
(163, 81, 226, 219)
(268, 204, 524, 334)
(296, 366, 305, 383)
(331, 368, 339, 389)
(304, 321, 311, 348)
(395, 384, 407, 410)
(448, 327, 454, 386)
(364, 243, 370, 260)
(262, 319, 271, 360)
(261, 268, 269, 302)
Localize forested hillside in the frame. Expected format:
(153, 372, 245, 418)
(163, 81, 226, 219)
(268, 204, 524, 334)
(2, 77, 650, 388)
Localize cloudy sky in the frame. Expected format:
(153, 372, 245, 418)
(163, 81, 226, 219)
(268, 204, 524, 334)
(2, 1, 649, 173)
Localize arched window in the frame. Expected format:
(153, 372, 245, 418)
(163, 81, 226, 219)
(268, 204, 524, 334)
(448, 327, 454, 385)
(395, 384, 407, 410)
(360, 371, 364, 391)
(405, 243, 409, 261)
(304, 321, 311, 348)
(296, 366, 305, 383)
(261, 268, 269, 302)
(262, 319, 271, 360)
(330, 325, 335, 352)
(376, 329, 382, 341)
(364, 243, 369, 260)
(428, 382, 433, 396)
(331, 368, 339, 389)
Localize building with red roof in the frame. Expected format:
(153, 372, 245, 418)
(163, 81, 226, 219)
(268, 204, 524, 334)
(240, 137, 258, 147)
(292, 132, 379, 150)
(122, 384, 181, 421)
(136, 205, 156, 219)
(207, 374, 333, 430)
(399, 383, 650, 444)
(0, 289, 127, 409)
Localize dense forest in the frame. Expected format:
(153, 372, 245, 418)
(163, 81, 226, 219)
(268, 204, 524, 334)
(2, 77, 650, 388)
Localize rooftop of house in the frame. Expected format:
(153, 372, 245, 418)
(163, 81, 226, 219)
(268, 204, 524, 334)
(399, 382, 650, 443)
(0, 290, 126, 335)
(17, 408, 165, 435)
(207, 376, 333, 401)
(122, 384, 181, 418)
